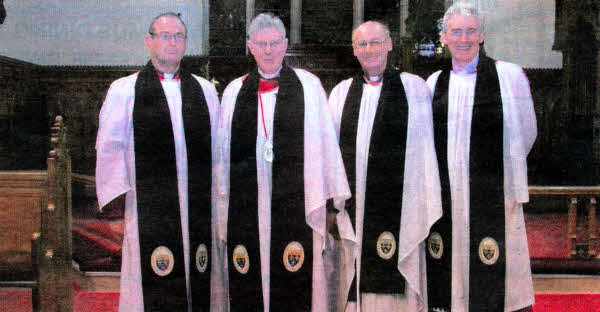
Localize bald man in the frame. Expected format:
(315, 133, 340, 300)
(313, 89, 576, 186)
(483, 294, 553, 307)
(328, 21, 441, 312)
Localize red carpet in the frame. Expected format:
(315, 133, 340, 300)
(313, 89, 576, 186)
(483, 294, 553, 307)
(525, 215, 570, 259)
(1, 290, 599, 311)
(73, 291, 119, 312)
(534, 294, 600, 312)
(0, 290, 119, 312)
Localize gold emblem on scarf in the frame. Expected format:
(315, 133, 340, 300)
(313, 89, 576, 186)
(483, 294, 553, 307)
(263, 139, 274, 163)
(196, 243, 208, 273)
(376, 231, 396, 260)
(428, 232, 444, 260)
(283, 241, 305, 272)
(478, 237, 500, 265)
(151, 246, 174, 277)
(233, 245, 250, 274)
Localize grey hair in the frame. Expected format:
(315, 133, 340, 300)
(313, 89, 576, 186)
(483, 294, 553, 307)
(148, 12, 188, 36)
(247, 13, 286, 41)
(440, 2, 485, 34)
(352, 21, 391, 42)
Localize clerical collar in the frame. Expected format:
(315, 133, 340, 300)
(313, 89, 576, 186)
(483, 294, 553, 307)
(364, 75, 383, 86)
(258, 66, 282, 80)
(156, 68, 181, 81)
(452, 55, 478, 76)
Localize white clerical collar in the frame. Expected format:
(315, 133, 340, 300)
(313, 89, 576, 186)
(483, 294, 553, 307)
(363, 74, 383, 87)
(452, 55, 479, 76)
(369, 75, 382, 82)
(156, 68, 181, 81)
(258, 66, 283, 80)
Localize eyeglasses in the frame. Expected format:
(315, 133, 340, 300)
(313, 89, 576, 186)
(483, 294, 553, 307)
(150, 32, 187, 43)
(353, 39, 386, 50)
(251, 39, 285, 50)
(447, 28, 479, 38)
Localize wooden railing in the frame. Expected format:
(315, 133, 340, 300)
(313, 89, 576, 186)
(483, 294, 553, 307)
(44, 116, 74, 311)
(0, 116, 73, 311)
(529, 186, 600, 260)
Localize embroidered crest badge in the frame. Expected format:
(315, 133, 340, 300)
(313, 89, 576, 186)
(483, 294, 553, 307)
(263, 139, 274, 163)
(196, 243, 208, 273)
(376, 231, 396, 260)
(428, 232, 444, 260)
(283, 241, 305, 272)
(233, 245, 250, 274)
(478, 237, 500, 265)
(151, 246, 174, 277)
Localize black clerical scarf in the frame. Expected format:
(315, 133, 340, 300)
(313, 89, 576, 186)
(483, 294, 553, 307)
(340, 68, 408, 301)
(133, 61, 212, 311)
(427, 55, 506, 312)
(228, 65, 312, 311)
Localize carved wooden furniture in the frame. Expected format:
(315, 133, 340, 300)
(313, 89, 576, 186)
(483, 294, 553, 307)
(0, 116, 73, 311)
(528, 186, 600, 274)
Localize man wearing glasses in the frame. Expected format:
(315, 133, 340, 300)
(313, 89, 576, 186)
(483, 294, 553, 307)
(96, 12, 220, 312)
(425, 2, 536, 312)
(328, 21, 441, 311)
(217, 13, 352, 311)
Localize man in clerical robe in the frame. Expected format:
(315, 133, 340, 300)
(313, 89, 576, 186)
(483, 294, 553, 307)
(425, 3, 537, 312)
(95, 12, 220, 312)
(216, 13, 353, 312)
(328, 21, 442, 312)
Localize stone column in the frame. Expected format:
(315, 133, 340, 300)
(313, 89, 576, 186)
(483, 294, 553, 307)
(399, 0, 410, 37)
(202, 0, 210, 55)
(399, 0, 414, 72)
(594, 9, 600, 178)
(353, 0, 364, 32)
(290, 0, 302, 44)
(246, 0, 255, 54)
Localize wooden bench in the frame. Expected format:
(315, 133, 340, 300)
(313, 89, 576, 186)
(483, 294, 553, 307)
(0, 116, 73, 311)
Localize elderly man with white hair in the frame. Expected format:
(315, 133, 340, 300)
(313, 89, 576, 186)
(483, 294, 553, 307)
(328, 20, 441, 312)
(425, 2, 537, 312)
(216, 13, 353, 312)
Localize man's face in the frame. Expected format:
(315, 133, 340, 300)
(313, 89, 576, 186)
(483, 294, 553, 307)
(248, 27, 288, 75)
(145, 16, 187, 70)
(441, 14, 484, 66)
(353, 23, 392, 78)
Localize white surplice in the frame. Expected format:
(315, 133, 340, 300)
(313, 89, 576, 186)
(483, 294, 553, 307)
(426, 60, 537, 312)
(95, 72, 220, 312)
(328, 72, 442, 312)
(216, 68, 353, 312)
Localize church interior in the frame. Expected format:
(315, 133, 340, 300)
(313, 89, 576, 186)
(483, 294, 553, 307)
(0, 0, 599, 311)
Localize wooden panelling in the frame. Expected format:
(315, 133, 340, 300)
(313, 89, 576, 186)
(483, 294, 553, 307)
(0, 172, 46, 261)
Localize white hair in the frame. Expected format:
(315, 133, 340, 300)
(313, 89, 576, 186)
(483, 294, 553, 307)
(247, 13, 286, 41)
(440, 2, 485, 34)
